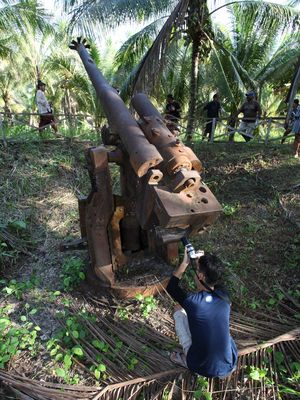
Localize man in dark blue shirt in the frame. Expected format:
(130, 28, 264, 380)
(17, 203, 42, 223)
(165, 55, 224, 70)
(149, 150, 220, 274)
(203, 94, 221, 141)
(166, 250, 237, 378)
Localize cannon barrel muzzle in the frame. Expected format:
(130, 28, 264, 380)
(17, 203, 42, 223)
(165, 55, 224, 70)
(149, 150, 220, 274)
(70, 38, 163, 177)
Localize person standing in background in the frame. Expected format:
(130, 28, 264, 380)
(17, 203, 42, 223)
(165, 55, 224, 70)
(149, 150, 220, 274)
(165, 94, 181, 136)
(281, 99, 299, 145)
(291, 100, 300, 158)
(230, 91, 261, 142)
(36, 80, 58, 136)
(203, 94, 221, 141)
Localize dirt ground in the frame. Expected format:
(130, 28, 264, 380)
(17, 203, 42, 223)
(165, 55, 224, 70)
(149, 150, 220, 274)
(0, 139, 299, 397)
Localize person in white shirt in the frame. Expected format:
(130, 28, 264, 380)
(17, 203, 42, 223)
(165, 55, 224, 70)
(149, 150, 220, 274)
(36, 81, 58, 135)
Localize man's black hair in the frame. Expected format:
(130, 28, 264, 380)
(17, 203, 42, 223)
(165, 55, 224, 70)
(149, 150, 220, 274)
(167, 94, 174, 99)
(294, 99, 299, 104)
(213, 93, 218, 99)
(197, 254, 225, 286)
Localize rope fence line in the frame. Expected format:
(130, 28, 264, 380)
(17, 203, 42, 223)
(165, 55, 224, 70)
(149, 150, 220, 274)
(0, 111, 294, 145)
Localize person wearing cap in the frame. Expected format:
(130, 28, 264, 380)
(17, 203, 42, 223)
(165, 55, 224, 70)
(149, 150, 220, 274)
(36, 81, 58, 136)
(230, 91, 262, 142)
(165, 94, 181, 136)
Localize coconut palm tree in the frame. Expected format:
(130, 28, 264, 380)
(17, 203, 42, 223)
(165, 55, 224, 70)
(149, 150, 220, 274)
(0, 0, 52, 54)
(204, 5, 300, 117)
(62, 0, 300, 140)
(0, 0, 54, 124)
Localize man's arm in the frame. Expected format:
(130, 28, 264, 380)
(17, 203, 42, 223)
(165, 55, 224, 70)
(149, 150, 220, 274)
(166, 249, 189, 306)
(231, 105, 243, 120)
(256, 102, 262, 119)
(173, 249, 189, 279)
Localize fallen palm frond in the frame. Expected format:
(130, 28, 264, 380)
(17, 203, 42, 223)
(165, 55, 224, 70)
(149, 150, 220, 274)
(0, 297, 299, 400)
(0, 226, 32, 256)
(0, 329, 299, 399)
(1, 274, 299, 399)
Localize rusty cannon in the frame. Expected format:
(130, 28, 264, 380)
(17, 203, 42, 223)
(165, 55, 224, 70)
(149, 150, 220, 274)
(69, 38, 222, 298)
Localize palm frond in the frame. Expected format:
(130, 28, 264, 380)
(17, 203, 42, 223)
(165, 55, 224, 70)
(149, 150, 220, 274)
(113, 18, 164, 82)
(0, 301, 299, 399)
(0, 0, 53, 35)
(258, 48, 300, 86)
(130, 0, 189, 95)
(67, 0, 177, 35)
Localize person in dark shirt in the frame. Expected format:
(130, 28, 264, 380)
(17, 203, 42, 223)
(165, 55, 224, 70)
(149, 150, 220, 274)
(281, 99, 299, 145)
(203, 93, 221, 141)
(166, 249, 237, 378)
(165, 94, 181, 136)
(230, 91, 262, 142)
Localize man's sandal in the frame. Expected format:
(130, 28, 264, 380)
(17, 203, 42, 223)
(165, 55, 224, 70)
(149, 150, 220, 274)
(169, 351, 187, 368)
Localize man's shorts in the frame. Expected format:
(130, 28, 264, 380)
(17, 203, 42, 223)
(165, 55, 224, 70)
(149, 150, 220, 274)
(39, 113, 55, 128)
(238, 121, 255, 137)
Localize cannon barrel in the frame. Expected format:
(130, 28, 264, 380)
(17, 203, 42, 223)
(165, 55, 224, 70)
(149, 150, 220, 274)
(70, 38, 163, 178)
(131, 93, 202, 174)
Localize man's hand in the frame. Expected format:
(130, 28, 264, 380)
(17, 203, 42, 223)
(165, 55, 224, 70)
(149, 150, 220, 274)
(182, 247, 190, 268)
(173, 249, 204, 279)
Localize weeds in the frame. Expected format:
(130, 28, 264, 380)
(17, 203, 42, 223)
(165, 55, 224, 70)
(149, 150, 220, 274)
(222, 203, 240, 216)
(135, 294, 157, 318)
(193, 376, 211, 400)
(59, 257, 85, 291)
(1, 276, 38, 300)
(0, 305, 40, 368)
(116, 306, 129, 320)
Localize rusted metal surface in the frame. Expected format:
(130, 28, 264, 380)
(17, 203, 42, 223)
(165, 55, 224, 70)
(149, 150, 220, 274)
(84, 147, 115, 286)
(111, 277, 170, 299)
(70, 38, 163, 178)
(72, 37, 222, 297)
(108, 198, 127, 268)
(132, 93, 203, 175)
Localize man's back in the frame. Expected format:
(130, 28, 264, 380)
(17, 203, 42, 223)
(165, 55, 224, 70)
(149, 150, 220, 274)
(183, 289, 237, 377)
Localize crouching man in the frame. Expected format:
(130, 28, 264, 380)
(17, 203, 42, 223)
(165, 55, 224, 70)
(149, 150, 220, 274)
(166, 249, 237, 378)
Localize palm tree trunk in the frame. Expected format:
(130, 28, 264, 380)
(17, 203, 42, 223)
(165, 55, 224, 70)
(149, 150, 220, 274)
(186, 40, 200, 142)
(3, 92, 13, 126)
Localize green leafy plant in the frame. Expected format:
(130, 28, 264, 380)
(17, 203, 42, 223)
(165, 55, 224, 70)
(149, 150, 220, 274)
(0, 309, 40, 368)
(135, 294, 157, 318)
(90, 362, 107, 380)
(193, 376, 211, 399)
(8, 220, 27, 231)
(222, 203, 240, 216)
(59, 257, 85, 291)
(127, 356, 138, 371)
(246, 365, 268, 381)
(1, 277, 37, 300)
(249, 298, 261, 310)
(116, 306, 129, 320)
